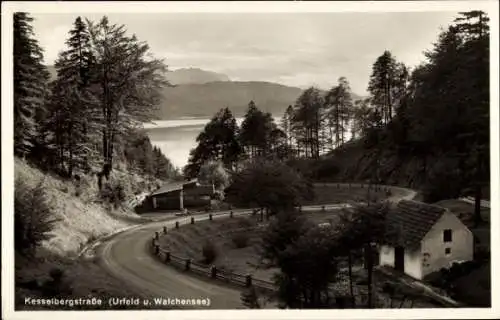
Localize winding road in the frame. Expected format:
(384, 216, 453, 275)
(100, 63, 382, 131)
(94, 184, 418, 309)
(97, 210, 253, 309)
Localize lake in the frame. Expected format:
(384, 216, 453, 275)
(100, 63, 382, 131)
(143, 117, 281, 170)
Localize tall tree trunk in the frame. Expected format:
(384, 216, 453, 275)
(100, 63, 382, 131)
(366, 244, 373, 308)
(474, 183, 483, 227)
(68, 122, 73, 177)
(474, 151, 484, 227)
(348, 251, 356, 307)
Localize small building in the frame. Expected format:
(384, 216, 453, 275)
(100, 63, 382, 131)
(149, 179, 215, 211)
(379, 200, 474, 280)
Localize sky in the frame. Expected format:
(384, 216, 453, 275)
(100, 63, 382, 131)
(31, 11, 460, 95)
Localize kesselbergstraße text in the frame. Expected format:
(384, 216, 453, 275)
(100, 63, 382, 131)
(24, 297, 212, 308)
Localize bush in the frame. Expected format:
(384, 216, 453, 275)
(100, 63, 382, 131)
(474, 245, 490, 262)
(15, 178, 57, 256)
(237, 218, 253, 228)
(202, 241, 218, 264)
(100, 179, 127, 209)
(240, 285, 261, 309)
(40, 268, 73, 297)
(232, 233, 249, 249)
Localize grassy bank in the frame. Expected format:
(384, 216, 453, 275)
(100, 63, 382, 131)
(157, 213, 441, 308)
(14, 158, 166, 310)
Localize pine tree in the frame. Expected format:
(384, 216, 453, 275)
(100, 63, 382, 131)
(325, 77, 354, 149)
(453, 11, 490, 226)
(13, 12, 50, 157)
(184, 108, 242, 178)
(291, 87, 324, 158)
(239, 101, 261, 158)
(46, 16, 99, 176)
(281, 105, 294, 153)
(239, 101, 283, 159)
(368, 51, 407, 125)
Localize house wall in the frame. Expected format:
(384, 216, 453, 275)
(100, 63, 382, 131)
(152, 186, 213, 210)
(153, 190, 182, 210)
(421, 211, 474, 277)
(379, 245, 395, 267)
(404, 248, 423, 279)
(379, 245, 423, 279)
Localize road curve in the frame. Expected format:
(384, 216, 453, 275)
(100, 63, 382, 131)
(96, 184, 417, 309)
(97, 211, 251, 309)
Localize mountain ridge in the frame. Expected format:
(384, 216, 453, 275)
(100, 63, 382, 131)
(45, 66, 365, 119)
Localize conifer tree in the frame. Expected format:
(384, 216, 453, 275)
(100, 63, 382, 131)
(13, 12, 50, 157)
(46, 16, 98, 176)
(368, 51, 408, 125)
(239, 101, 284, 159)
(184, 108, 242, 178)
(325, 77, 354, 149)
(291, 87, 324, 158)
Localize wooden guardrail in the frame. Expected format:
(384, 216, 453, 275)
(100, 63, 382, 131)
(150, 213, 276, 294)
(148, 182, 419, 302)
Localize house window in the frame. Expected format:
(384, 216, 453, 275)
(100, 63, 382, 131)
(445, 247, 451, 255)
(443, 229, 452, 242)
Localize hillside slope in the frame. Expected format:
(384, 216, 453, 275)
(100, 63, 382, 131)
(14, 158, 151, 256)
(301, 138, 489, 203)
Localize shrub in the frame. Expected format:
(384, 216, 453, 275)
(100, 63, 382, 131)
(100, 179, 127, 209)
(202, 241, 218, 264)
(240, 285, 261, 309)
(15, 178, 57, 257)
(474, 245, 490, 262)
(232, 233, 249, 249)
(237, 218, 253, 228)
(40, 268, 73, 297)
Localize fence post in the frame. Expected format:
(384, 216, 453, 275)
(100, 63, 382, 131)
(209, 213, 213, 221)
(321, 205, 325, 212)
(165, 251, 171, 263)
(151, 237, 156, 247)
(299, 205, 302, 212)
(245, 274, 252, 287)
(230, 211, 233, 218)
(185, 258, 191, 271)
(210, 265, 217, 279)
(155, 231, 160, 240)
(175, 221, 179, 229)
(163, 226, 168, 234)
(191, 217, 195, 224)
(155, 245, 160, 255)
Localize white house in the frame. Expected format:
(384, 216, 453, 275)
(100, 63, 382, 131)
(379, 200, 474, 280)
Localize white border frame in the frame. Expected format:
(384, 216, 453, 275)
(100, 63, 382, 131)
(2, 1, 499, 319)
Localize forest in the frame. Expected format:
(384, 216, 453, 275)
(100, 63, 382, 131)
(14, 14, 178, 183)
(185, 11, 490, 224)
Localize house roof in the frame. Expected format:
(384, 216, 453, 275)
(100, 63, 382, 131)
(151, 179, 198, 196)
(386, 200, 447, 248)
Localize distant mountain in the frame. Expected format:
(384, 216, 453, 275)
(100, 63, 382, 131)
(45, 65, 365, 119)
(165, 68, 230, 85)
(45, 66, 230, 85)
(157, 81, 303, 119)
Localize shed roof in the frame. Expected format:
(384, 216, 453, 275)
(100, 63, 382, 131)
(151, 179, 198, 196)
(386, 200, 447, 248)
